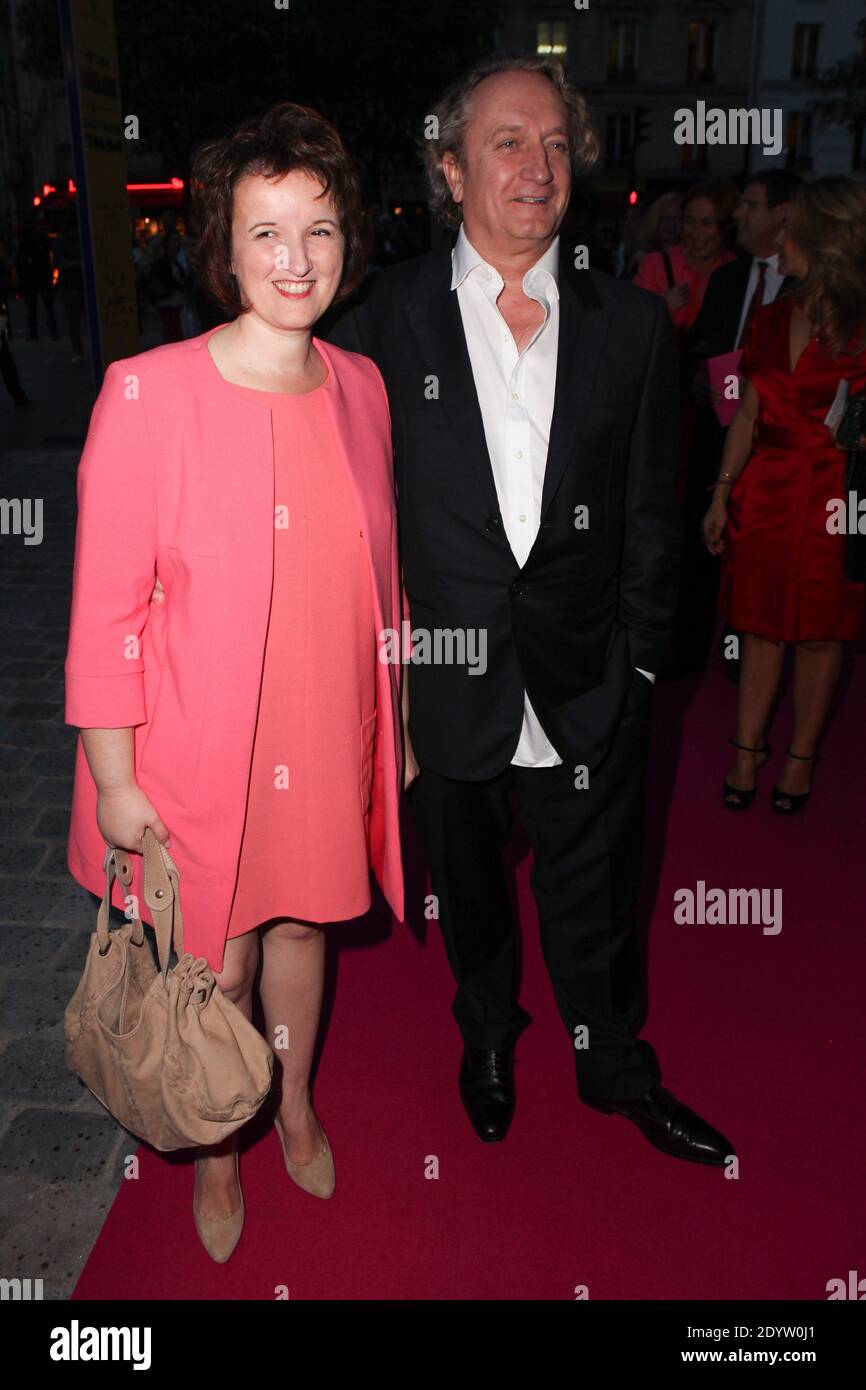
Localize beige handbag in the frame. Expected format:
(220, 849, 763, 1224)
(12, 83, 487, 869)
(64, 827, 274, 1151)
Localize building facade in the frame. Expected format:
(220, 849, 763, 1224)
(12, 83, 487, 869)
(753, 0, 865, 177)
(495, 0, 866, 188)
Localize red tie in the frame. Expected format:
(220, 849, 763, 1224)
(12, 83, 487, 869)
(737, 260, 768, 348)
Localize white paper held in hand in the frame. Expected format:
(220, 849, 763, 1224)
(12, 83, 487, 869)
(824, 379, 849, 431)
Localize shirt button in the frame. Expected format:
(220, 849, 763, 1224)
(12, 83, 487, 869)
(519, 513, 526, 522)
(515, 451, 523, 459)
(512, 392, 520, 401)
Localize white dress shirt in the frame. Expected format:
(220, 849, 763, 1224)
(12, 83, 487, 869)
(452, 227, 653, 771)
(733, 251, 784, 348)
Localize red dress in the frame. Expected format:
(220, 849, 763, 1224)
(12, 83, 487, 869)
(223, 375, 378, 937)
(721, 296, 866, 642)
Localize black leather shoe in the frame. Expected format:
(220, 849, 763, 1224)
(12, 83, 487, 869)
(584, 1084, 735, 1166)
(459, 1047, 515, 1142)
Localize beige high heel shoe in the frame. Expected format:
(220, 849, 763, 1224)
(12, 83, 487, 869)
(273, 1097, 335, 1199)
(193, 1145, 244, 1263)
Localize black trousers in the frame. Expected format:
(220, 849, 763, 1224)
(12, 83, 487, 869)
(673, 403, 724, 672)
(24, 285, 57, 339)
(408, 668, 661, 1103)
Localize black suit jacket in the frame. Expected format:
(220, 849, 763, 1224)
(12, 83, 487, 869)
(325, 246, 683, 780)
(683, 257, 797, 483)
(685, 255, 797, 372)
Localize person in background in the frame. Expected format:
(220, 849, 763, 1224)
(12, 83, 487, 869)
(148, 228, 192, 342)
(373, 209, 416, 266)
(675, 169, 803, 677)
(52, 213, 87, 363)
(0, 239, 31, 407)
(613, 203, 644, 279)
(635, 179, 739, 506)
(622, 190, 682, 281)
(141, 208, 178, 272)
(131, 231, 149, 332)
(702, 177, 866, 813)
(634, 179, 738, 341)
(15, 211, 59, 342)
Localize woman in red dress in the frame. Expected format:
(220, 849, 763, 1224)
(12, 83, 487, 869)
(702, 177, 866, 812)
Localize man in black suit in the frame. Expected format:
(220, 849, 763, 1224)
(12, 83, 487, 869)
(328, 56, 734, 1165)
(678, 169, 802, 677)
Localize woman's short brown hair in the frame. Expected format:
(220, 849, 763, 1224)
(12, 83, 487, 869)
(423, 55, 599, 230)
(189, 101, 366, 316)
(682, 178, 740, 238)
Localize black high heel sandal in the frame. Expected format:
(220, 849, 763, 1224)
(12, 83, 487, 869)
(771, 748, 816, 815)
(723, 738, 771, 811)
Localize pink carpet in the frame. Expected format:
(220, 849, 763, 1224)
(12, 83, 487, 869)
(72, 648, 865, 1300)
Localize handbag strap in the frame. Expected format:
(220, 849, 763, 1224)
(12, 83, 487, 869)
(98, 829, 185, 978)
(97, 843, 143, 954)
(141, 827, 185, 978)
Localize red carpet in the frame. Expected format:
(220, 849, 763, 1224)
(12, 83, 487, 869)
(72, 648, 866, 1300)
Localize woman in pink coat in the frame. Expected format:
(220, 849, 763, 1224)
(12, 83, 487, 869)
(64, 103, 414, 1262)
(633, 179, 738, 341)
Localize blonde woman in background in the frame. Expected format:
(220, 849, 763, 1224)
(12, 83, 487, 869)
(623, 191, 683, 281)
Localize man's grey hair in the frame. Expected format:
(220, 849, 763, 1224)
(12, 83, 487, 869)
(423, 55, 599, 230)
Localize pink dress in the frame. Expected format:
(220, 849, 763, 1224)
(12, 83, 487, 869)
(224, 369, 377, 936)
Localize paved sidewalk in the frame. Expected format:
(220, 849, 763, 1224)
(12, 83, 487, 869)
(0, 302, 163, 1299)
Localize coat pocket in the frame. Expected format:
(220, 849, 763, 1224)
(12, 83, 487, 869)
(137, 547, 218, 807)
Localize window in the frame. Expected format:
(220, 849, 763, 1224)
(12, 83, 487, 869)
(687, 20, 717, 82)
(536, 21, 568, 59)
(791, 23, 821, 79)
(605, 112, 634, 169)
(608, 20, 639, 79)
(785, 112, 813, 170)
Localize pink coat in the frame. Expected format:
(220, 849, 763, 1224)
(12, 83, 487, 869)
(65, 329, 405, 971)
(633, 243, 736, 336)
